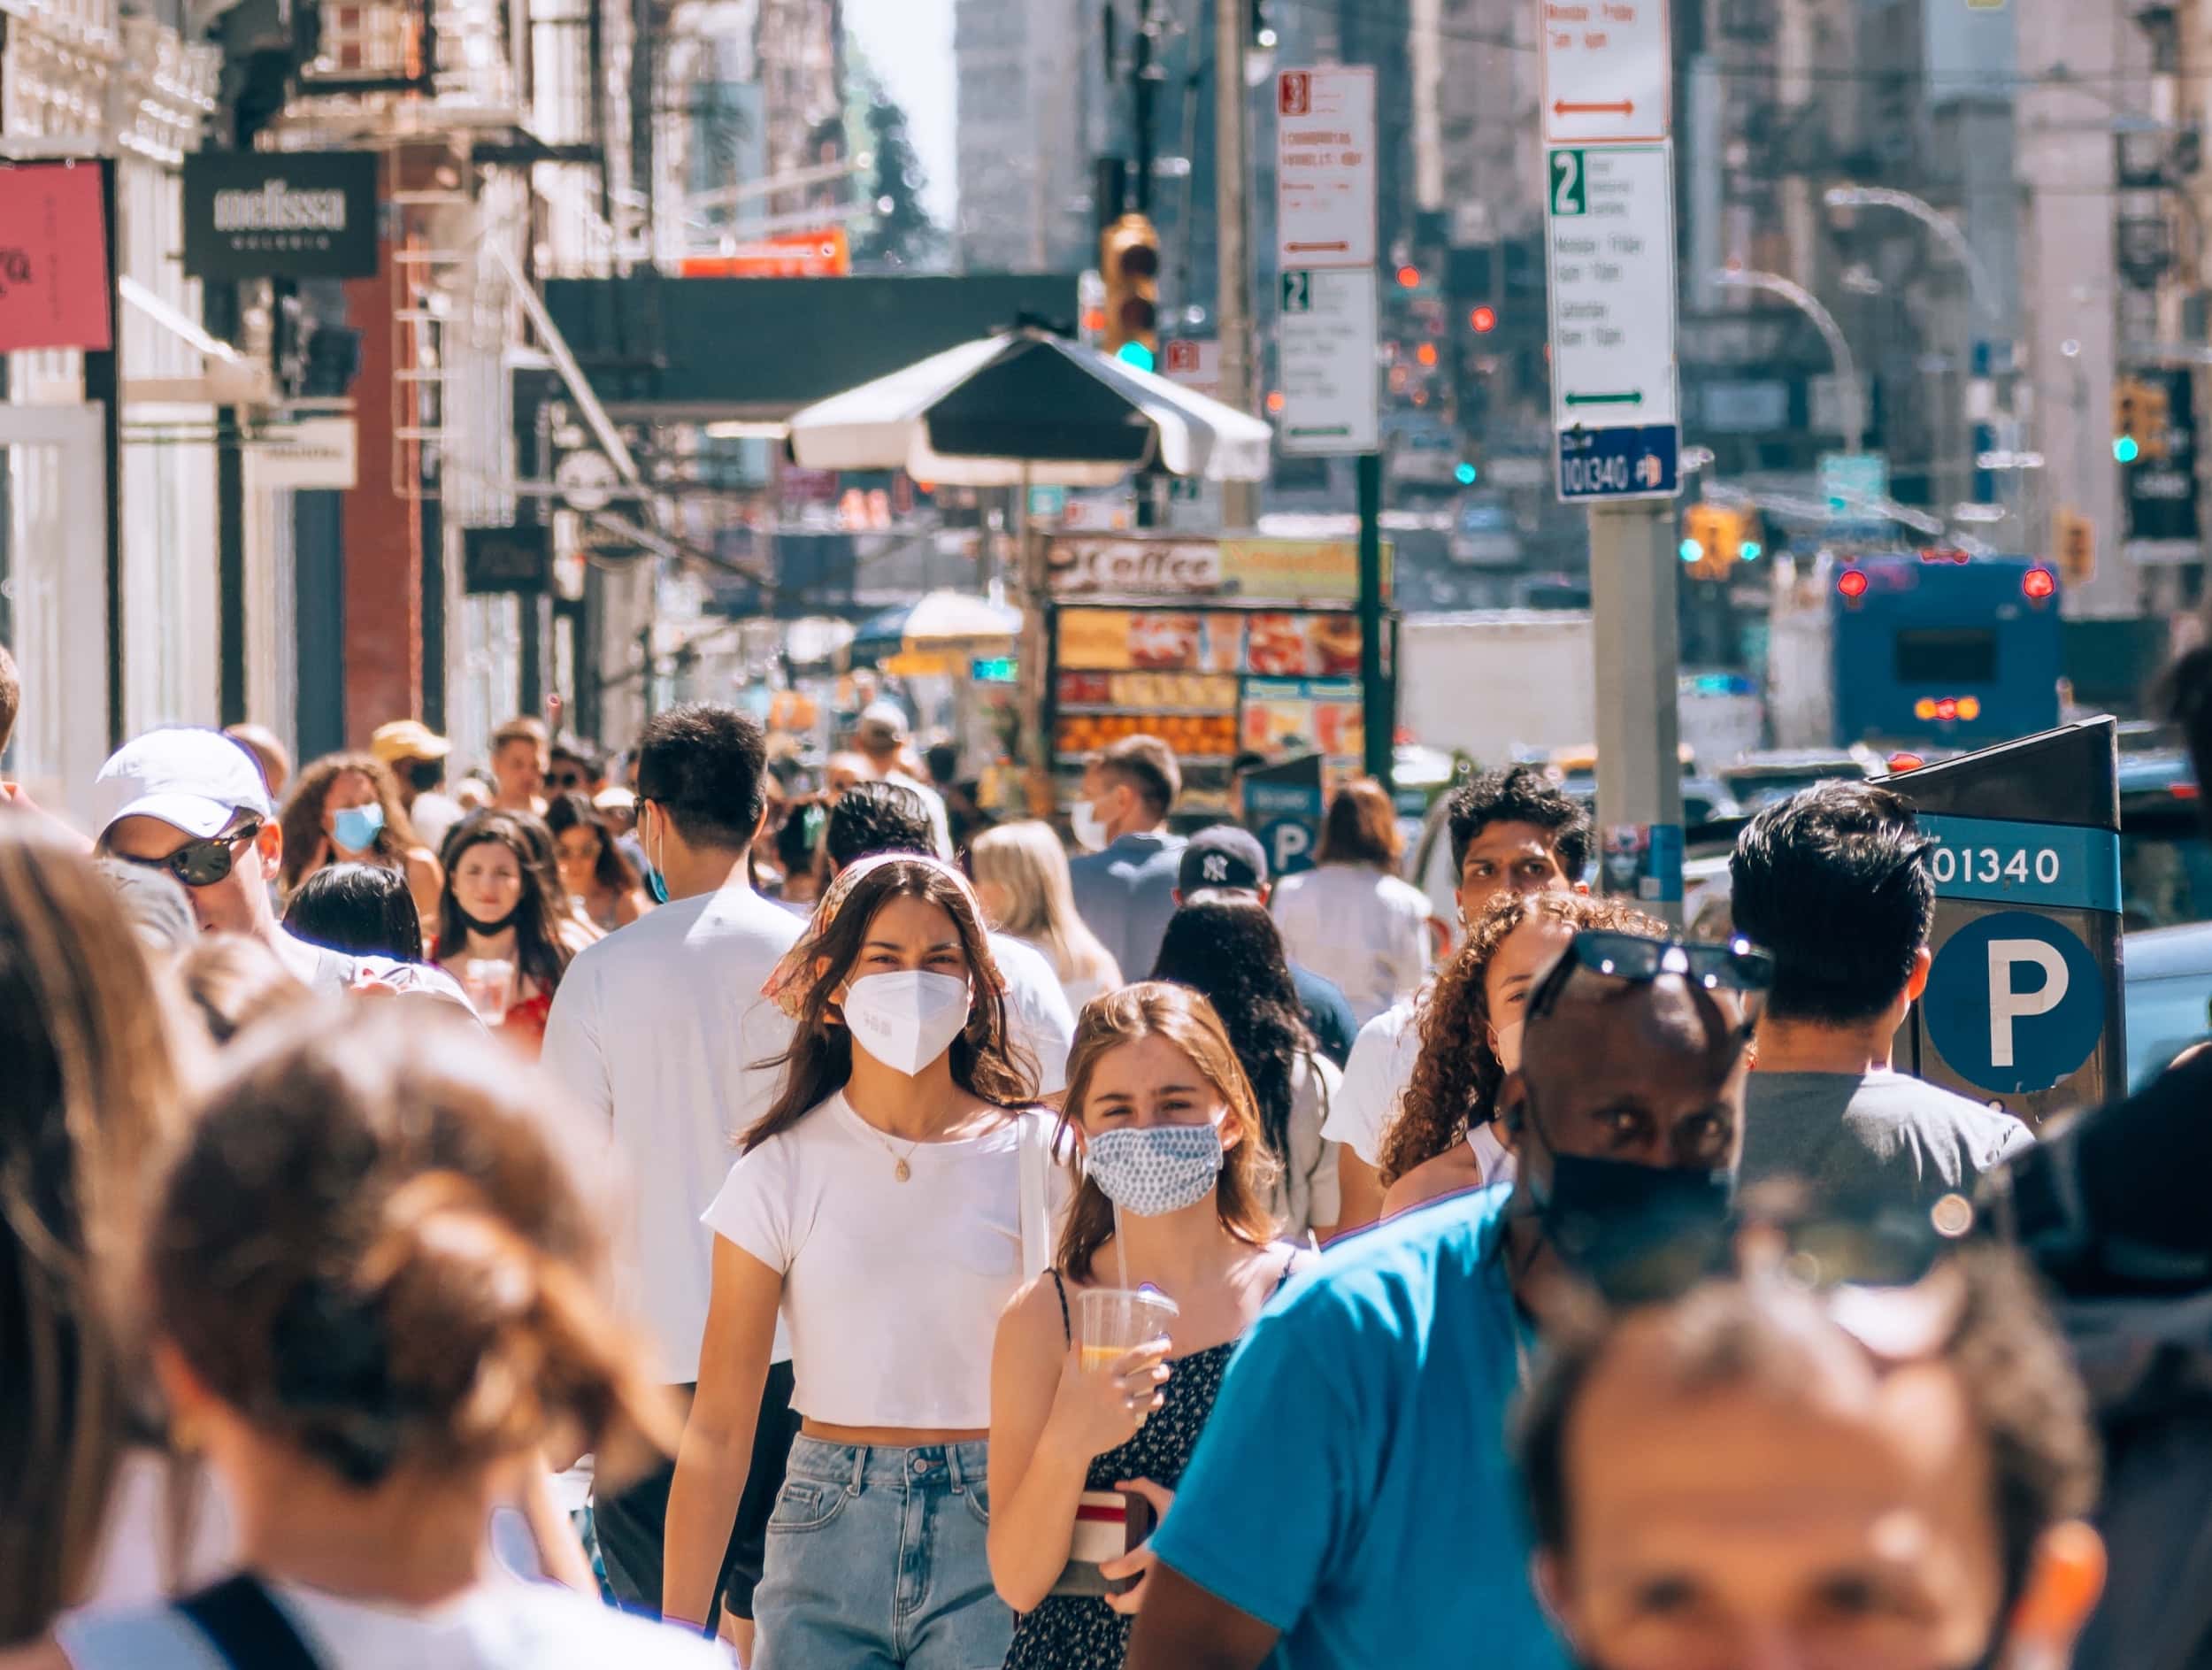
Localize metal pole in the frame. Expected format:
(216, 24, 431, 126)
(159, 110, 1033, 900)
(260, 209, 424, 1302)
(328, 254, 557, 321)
(1590, 502, 1685, 927)
(1356, 451, 1390, 789)
(1133, 0, 1156, 218)
(1217, 0, 1256, 530)
(206, 281, 248, 726)
(88, 157, 125, 751)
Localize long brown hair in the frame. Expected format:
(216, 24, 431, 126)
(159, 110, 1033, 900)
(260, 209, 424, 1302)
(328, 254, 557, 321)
(150, 1005, 679, 1495)
(0, 827, 184, 1642)
(435, 811, 573, 994)
(1054, 983, 1280, 1283)
(743, 858, 1037, 1151)
(279, 751, 424, 892)
(1379, 891, 1664, 1185)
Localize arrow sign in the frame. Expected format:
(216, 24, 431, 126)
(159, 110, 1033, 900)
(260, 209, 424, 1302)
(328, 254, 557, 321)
(1540, 0, 1671, 143)
(1565, 391, 1645, 407)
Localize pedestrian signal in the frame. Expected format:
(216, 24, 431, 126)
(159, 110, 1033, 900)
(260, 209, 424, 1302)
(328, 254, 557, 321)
(2055, 507, 2094, 588)
(1101, 215, 1161, 372)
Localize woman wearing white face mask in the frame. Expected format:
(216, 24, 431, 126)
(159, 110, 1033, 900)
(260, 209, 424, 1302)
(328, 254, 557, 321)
(1375, 892, 1663, 1219)
(987, 982, 1304, 1669)
(664, 855, 1057, 1668)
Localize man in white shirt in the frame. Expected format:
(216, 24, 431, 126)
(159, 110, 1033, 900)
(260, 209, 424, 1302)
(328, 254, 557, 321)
(540, 704, 802, 1651)
(823, 781, 1076, 1092)
(853, 698, 954, 858)
(1322, 765, 1592, 1230)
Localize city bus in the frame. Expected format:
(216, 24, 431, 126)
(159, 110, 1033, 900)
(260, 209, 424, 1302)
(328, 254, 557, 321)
(1830, 552, 2064, 751)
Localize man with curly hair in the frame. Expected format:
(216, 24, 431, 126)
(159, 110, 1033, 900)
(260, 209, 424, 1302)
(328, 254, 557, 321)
(1323, 765, 1593, 1230)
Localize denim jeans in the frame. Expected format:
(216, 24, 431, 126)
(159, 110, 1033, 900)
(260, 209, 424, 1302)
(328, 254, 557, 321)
(753, 1437, 1011, 1670)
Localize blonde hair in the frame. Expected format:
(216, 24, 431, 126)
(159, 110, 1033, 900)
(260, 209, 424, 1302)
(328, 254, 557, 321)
(970, 820, 1121, 992)
(1054, 983, 1279, 1282)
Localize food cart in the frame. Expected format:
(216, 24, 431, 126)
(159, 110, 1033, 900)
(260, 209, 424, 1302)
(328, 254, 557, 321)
(1041, 534, 1393, 816)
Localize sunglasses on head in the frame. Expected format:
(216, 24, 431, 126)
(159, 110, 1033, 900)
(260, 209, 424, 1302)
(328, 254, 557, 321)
(119, 821, 263, 889)
(549, 769, 588, 789)
(1527, 929, 1775, 1026)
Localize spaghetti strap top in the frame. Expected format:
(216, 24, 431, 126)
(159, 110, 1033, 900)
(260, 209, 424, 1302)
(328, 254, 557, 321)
(1043, 1251, 1304, 1350)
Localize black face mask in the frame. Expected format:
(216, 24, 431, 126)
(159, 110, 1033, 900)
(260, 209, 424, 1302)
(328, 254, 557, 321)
(456, 904, 521, 937)
(1531, 1149, 1737, 1304)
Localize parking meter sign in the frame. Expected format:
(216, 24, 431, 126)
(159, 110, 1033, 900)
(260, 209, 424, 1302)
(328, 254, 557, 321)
(1260, 817, 1317, 877)
(1921, 912, 2105, 1096)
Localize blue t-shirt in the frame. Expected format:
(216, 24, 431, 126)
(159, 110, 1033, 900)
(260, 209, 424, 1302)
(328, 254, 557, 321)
(1148, 1184, 1566, 1670)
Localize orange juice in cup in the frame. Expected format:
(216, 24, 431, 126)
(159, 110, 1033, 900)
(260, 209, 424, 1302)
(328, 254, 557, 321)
(1076, 1287, 1179, 1379)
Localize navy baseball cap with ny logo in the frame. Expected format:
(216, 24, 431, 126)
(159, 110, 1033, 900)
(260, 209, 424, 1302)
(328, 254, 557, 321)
(1178, 825, 1267, 894)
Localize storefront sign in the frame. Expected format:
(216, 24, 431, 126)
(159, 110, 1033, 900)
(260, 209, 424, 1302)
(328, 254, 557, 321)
(464, 524, 553, 595)
(1048, 535, 1375, 603)
(0, 165, 112, 353)
(183, 151, 380, 280)
(250, 416, 357, 489)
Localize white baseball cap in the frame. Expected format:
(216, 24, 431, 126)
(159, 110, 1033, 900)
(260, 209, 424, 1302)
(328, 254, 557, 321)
(92, 727, 277, 840)
(857, 699, 910, 743)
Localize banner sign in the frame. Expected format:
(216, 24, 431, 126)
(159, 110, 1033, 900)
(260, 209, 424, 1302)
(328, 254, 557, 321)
(0, 165, 112, 353)
(183, 151, 380, 280)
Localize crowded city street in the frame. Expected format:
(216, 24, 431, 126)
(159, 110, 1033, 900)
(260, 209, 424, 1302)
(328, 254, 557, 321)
(5, 0, 2212, 1666)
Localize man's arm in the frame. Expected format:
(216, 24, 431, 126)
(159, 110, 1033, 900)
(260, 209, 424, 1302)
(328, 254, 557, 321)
(1126, 1563, 1282, 1670)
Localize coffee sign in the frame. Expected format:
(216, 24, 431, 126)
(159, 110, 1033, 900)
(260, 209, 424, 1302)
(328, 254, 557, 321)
(184, 152, 380, 280)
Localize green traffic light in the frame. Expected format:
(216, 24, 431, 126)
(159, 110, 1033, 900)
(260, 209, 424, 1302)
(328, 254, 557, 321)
(1740, 541, 1763, 561)
(1454, 462, 1478, 486)
(1678, 540, 1702, 563)
(1116, 341, 1157, 372)
(2115, 435, 2141, 464)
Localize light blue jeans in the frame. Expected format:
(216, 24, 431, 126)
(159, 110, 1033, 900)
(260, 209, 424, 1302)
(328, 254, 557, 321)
(753, 1437, 1011, 1670)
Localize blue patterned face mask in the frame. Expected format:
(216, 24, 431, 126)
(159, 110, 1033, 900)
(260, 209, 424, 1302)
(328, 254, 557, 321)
(1084, 1123, 1225, 1217)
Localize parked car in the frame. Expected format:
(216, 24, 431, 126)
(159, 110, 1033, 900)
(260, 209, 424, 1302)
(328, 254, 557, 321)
(2124, 920, 2212, 1092)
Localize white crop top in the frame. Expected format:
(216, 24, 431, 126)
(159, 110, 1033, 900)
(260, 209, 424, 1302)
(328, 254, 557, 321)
(703, 1094, 1061, 1429)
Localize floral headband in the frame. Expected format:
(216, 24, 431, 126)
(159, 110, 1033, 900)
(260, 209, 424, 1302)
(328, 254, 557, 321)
(762, 850, 987, 1018)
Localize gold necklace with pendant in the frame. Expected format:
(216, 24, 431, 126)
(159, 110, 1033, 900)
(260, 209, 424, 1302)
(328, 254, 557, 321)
(874, 1127, 926, 1182)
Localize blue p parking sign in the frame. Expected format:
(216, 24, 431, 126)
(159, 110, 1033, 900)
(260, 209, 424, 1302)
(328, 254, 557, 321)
(1920, 911, 2105, 1096)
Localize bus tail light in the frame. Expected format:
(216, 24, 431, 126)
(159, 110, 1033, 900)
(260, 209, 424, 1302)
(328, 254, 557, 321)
(1838, 569, 1869, 600)
(2022, 567, 2056, 603)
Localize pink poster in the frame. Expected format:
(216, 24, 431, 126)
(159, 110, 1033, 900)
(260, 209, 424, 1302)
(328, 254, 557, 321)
(0, 165, 113, 354)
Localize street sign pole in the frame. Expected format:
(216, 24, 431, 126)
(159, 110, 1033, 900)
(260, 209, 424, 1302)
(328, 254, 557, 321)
(1357, 452, 1391, 783)
(1278, 65, 1390, 792)
(1591, 504, 1684, 924)
(1542, 0, 1681, 913)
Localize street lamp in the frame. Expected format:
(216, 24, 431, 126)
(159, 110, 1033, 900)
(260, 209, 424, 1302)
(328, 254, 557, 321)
(1821, 184, 2002, 326)
(1709, 266, 1866, 454)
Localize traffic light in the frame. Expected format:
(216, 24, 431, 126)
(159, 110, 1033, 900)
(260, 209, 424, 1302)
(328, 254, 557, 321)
(1100, 214, 1161, 371)
(2114, 375, 2170, 464)
(1681, 504, 1747, 580)
(2055, 505, 2094, 587)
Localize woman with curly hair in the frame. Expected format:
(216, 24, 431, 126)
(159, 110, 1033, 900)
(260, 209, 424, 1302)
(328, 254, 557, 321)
(1151, 897, 1340, 1242)
(1375, 891, 1663, 1219)
(277, 750, 443, 927)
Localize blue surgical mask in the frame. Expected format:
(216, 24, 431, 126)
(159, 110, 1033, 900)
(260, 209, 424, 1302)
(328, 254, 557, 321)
(331, 803, 386, 855)
(1084, 1123, 1225, 1216)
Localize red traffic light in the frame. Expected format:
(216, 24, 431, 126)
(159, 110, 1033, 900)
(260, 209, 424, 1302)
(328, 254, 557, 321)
(1469, 304, 1497, 333)
(1396, 265, 1421, 289)
(1837, 568, 1869, 599)
(2022, 566, 2056, 602)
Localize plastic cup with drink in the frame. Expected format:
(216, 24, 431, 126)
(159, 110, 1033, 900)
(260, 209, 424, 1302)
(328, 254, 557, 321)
(459, 958, 516, 1027)
(1076, 1286, 1179, 1411)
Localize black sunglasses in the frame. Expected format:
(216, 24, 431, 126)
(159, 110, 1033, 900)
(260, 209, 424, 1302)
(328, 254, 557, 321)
(119, 821, 263, 889)
(1527, 929, 1775, 1024)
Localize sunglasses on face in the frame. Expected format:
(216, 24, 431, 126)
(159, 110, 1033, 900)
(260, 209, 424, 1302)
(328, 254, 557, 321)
(119, 821, 263, 889)
(1527, 929, 1775, 1026)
